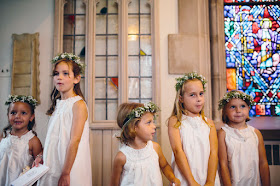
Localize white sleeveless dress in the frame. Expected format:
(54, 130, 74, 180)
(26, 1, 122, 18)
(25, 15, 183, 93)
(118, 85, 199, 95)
(119, 140, 163, 186)
(38, 96, 92, 186)
(222, 124, 261, 186)
(0, 131, 34, 186)
(171, 115, 220, 185)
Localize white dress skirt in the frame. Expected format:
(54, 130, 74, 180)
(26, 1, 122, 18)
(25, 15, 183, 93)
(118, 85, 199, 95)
(171, 115, 220, 185)
(38, 96, 92, 186)
(0, 131, 34, 186)
(222, 124, 261, 186)
(119, 140, 163, 186)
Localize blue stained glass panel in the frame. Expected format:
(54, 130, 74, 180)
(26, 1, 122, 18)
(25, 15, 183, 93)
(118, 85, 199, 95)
(224, 2, 280, 116)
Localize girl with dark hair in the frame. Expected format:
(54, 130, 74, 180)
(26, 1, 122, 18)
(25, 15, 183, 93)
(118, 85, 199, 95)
(0, 95, 42, 185)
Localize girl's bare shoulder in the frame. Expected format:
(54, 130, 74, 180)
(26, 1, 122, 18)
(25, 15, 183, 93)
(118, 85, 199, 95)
(168, 116, 178, 127)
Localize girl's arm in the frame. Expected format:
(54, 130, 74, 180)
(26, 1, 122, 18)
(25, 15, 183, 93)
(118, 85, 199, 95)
(153, 142, 181, 186)
(110, 151, 126, 186)
(29, 135, 43, 161)
(58, 100, 88, 186)
(217, 129, 232, 186)
(255, 129, 270, 186)
(205, 120, 219, 186)
(168, 116, 199, 186)
(30, 136, 43, 167)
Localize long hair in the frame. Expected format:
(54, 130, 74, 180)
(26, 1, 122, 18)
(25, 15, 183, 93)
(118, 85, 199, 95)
(169, 79, 209, 128)
(117, 102, 144, 144)
(3, 102, 37, 138)
(46, 59, 84, 115)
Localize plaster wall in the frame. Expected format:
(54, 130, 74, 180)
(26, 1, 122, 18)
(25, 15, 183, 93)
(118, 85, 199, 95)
(0, 0, 54, 144)
(158, 0, 178, 171)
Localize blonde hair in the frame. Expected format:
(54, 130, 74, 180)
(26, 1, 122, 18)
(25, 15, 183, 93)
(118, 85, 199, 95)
(117, 102, 144, 144)
(169, 79, 209, 128)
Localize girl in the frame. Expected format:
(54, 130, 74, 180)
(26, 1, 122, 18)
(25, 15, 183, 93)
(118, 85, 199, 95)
(168, 72, 220, 186)
(110, 102, 181, 186)
(35, 53, 92, 186)
(218, 90, 270, 186)
(0, 95, 43, 185)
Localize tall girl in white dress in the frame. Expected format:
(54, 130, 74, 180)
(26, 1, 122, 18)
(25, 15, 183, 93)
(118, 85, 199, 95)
(0, 95, 42, 186)
(168, 72, 220, 186)
(35, 53, 92, 186)
(110, 102, 181, 186)
(218, 90, 270, 186)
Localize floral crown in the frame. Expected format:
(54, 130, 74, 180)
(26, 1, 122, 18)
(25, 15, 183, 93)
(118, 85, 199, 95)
(5, 95, 38, 108)
(218, 90, 255, 110)
(175, 72, 207, 91)
(122, 102, 160, 129)
(51, 52, 85, 74)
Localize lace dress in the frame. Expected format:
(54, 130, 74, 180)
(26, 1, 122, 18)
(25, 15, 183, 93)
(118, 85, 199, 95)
(0, 131, 34, 186)
(119, 140, 163, 186)
(38, 96, 92, 186)
(222, 124, 261, 186)
(171, 115, 220, 185)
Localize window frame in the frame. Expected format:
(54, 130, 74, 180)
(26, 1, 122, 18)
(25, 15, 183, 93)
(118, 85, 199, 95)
(53, 0, 161, 129)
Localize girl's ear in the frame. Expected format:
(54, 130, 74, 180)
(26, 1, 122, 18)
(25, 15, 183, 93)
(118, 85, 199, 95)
(30, 113, 35, 122)
(74, 74, 81, 84)
(179, 95, 183, 103)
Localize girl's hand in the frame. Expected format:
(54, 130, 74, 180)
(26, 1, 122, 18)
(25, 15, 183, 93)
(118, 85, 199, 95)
(32, 155, 43, 167)
(58, 173, 70, 186)
(172, 178, 181, 186)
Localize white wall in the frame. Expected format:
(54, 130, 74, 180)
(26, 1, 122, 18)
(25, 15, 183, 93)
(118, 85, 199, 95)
(0, 0, 54, 144)
(158, 0, 178, 182)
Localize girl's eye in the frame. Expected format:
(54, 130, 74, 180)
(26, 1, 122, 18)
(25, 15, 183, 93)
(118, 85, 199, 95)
(190, 94, 195, 97)
(230, 106, 235, 109)
(63, 72, 69, 75)
(22, 112, 27, 115)
(10, 111, 16, 115)
(53, 72, 59, 76)
(241, 105, 246, 108)
(200, 92, 204, 96)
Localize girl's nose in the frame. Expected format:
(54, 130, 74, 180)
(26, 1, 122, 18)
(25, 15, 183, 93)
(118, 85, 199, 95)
(152, 122, 156, 129)
(236, 107, 240, 112)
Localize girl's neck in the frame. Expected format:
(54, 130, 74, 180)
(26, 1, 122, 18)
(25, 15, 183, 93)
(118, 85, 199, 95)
(11, 128, 29, 138)
(183, 111, 200, 118)
(129, 138, 148, 149)
(60, 91, 77, 100)
(227, 122, 247, 130)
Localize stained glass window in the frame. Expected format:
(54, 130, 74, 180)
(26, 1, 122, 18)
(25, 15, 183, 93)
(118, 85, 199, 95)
(224, 0, 280, 116)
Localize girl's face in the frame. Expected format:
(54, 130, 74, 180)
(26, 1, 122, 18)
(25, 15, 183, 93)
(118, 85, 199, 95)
(8, 102, 34, 133)
(134, 112, 156, 143)
(53, 62, 80, 98)
(179, 80, 205, 117)
(225, 98, 249, 126)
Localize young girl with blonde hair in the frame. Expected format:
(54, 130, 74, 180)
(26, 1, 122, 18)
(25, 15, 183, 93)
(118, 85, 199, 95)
(168, 72, 220, 185)
(218, 90, 270, 186)
(111, 102, 181, 186)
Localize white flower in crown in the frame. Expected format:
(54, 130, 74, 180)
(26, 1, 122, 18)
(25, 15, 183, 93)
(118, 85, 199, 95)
(51, 52, 85, 74)
(5, 95, 38, 108)
(122, 102, 160, 129)
(175, 72, 207, 91)
(218, 90, 254, 110)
